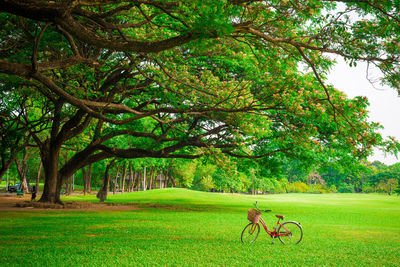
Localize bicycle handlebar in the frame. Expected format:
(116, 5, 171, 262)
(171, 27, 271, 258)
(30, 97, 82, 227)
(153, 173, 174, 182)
(254, 201, 271, 213)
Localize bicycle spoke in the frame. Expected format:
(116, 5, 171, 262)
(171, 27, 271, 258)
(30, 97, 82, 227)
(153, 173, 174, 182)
(241, 223, 260, 244)
(278, 221, 303, 245)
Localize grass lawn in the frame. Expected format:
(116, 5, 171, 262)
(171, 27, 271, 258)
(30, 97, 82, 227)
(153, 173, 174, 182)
(1, 189, 399, 266)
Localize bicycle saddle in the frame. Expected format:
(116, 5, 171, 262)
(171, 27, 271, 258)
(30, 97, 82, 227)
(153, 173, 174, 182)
(275, 215, 285, 220)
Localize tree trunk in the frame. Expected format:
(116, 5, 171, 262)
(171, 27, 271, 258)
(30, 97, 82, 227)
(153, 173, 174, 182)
(143, 166, 146, 191)
(121, 163, 127, 193)
(152, 170, 157, 189)
(82, 167, 87, 195)
(164, 171, 169, 188)
(119, 164, 123, 192)
(66, 175, 73, 196)
(64, 153, 72, 196)
(65, 178, 69, 195)
(113, 164, 120, 194)
(0, 138, 26, 181)
(136, 171, 141, 191)
(169, 174, 176, 187)
(148, 167, 154, 190)
(134, 171, 138, 191)
(82, 164, 92, 195)
(15, 149, 29, 193)
(70, 175, 74, 194)
(38, 105, 94, 204)
(40, 140, 65, 204)
(36, 161, 42, 194)
(132, 171, 137, 192)
(127, 163, 133, 192)
(97, 160, 115, 202)
(87, 164, 92, 193)
(159, 172, 162, 189)
(40, 155, 62, 203)
(70, 179, 73, 194)
(0, 156, 17, 181)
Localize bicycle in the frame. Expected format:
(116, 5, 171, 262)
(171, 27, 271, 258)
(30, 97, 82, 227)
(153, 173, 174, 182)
(241, 201, 303, 245)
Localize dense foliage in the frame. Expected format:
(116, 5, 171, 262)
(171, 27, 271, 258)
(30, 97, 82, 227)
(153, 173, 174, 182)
(0, 0, 399, 202)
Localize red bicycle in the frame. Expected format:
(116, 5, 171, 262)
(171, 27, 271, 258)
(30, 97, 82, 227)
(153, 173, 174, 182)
(241, 201, 303, 245)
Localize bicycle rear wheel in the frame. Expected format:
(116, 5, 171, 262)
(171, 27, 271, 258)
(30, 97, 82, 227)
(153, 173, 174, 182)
(241, 223, 260, 244)
(277, 221, 303, 245)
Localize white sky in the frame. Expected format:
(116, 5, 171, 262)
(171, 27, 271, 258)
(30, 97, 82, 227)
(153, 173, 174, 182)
(327, 58, 400, 165)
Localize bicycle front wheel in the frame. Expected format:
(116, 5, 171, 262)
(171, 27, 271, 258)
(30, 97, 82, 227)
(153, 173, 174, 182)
(277, 221, 303, 245)
(241, 223, 260, 244)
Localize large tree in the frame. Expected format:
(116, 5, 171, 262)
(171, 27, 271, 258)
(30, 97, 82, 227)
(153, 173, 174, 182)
(0, 0, 398, 203)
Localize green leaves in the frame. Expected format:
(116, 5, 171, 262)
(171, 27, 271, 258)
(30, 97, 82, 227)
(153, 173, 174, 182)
(0, 0, 399, 197)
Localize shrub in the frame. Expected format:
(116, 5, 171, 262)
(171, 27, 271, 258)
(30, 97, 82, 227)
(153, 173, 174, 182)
(287, 181, 307, 193)
(361, 184, 375, 193)
(338, 184, 355, 193)
(329, 185, 337, 193)
(277, 178, 289, 193)
(253, 177, 278, 193)
(307, 184, 330, 194)
(395, 187, 400, 195)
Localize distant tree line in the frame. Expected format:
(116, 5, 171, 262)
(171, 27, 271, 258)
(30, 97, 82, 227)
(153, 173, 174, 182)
(1, 146, 398, 197)
(169, 157, 400, 195)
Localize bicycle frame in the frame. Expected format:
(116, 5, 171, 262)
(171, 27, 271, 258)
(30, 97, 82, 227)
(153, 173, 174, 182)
(257, 216, 290, 238)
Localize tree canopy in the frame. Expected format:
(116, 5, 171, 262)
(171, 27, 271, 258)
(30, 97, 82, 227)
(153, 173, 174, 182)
(0, 0, 399, 203)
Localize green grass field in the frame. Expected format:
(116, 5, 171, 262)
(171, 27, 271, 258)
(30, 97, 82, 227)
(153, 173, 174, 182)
(1, 189, 399, 266)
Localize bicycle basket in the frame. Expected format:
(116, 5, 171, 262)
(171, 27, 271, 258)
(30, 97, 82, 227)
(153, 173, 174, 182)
(247, 208, 261, 224)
